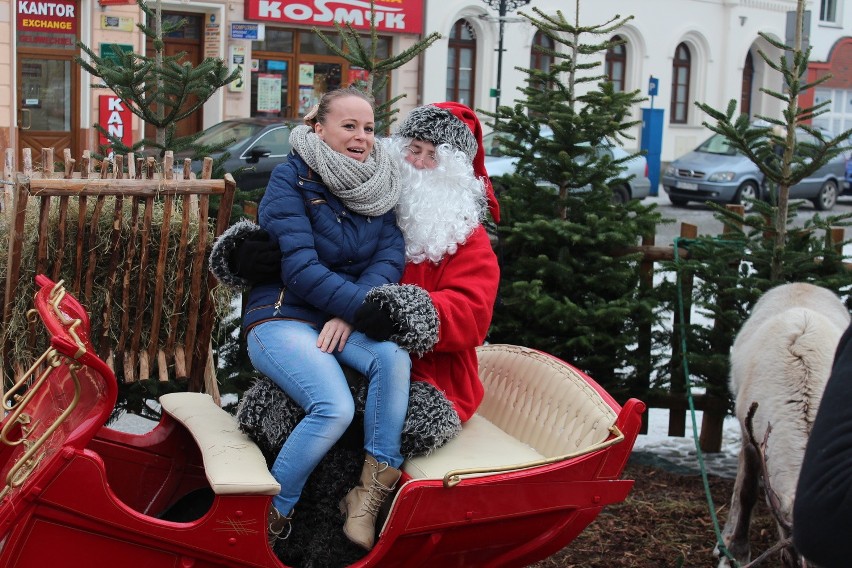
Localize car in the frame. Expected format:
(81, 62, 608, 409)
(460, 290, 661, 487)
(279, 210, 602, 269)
(662, 128, 846, 211)
(845, 154, 852, 193)
(174, 117, 301, 190)
(481, 127, 651, 204)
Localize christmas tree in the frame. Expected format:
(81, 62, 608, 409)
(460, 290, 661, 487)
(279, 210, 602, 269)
(485, 5, 664, 395)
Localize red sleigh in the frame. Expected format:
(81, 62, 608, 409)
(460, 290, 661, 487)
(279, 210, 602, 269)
(0, 276, 645, 567)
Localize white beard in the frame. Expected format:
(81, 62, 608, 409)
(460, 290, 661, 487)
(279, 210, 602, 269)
(389, 138, 487, 264)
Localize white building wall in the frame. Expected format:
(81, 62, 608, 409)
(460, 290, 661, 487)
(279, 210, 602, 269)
(414, 0, 817, 163)
(809, 0, 850, 61)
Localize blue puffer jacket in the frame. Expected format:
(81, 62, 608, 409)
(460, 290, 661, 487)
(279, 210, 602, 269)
(243, 151, 405, 331)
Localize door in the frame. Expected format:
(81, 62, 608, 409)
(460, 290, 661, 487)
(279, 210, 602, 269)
(18, 53, 77, 159)
(143, 42, 203, 143)
(144, 12, 204, 144)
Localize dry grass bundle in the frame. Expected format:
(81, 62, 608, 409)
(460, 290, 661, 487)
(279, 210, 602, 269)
(0, 192, 233, 383)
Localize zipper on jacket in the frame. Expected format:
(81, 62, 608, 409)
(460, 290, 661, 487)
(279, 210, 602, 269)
(273, 288, 287, 315)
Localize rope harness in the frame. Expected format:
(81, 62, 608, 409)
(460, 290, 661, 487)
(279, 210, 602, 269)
(673, 236, 739, 566)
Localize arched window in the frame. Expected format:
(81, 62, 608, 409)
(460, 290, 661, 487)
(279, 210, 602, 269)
(446, 19, 477, 105)
(740, 51, 754, 119)
(606, 35, 626, 92)
(670, 43, 691, 124)
(530, 30, 555, 75)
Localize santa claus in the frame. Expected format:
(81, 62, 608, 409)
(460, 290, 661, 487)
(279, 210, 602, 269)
(209, 102, 500, 565)
(352, 101, 501, 422)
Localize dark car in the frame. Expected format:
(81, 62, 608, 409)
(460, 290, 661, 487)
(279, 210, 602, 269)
(175, 118, 300, 190)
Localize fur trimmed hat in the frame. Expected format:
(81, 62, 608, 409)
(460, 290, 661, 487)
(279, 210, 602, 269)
(396, 102, 501, 223)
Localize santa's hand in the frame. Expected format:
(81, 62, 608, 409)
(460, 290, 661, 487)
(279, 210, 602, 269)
(354, 300, 396, 341)
(230, 230, 281, 283)
(209, 220, 281, 289)
(362, 284, 439, 356)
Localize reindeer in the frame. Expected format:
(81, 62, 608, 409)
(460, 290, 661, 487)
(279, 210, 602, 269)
(717, 283, 850, 567)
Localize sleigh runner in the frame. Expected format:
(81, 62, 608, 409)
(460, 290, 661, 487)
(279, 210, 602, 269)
(0, 276, 644, 567)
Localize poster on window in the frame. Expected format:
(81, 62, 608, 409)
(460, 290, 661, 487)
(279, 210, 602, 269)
(299, 86, 318, 117)
(348, 68, 369, 89)
(257, 74, 282, 113)
(299, 64, 315, 86)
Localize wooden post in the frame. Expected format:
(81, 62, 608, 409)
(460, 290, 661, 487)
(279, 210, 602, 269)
(635, 232, 655, 435)
(669, 222, 698, 437)
(698, 204, 745, 453)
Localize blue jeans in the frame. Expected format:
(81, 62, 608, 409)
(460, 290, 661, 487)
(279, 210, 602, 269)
(247, 319, 410, 515)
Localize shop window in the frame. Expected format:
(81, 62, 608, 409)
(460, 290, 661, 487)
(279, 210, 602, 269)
(446, 19, 476, 106)
(360, 36, 390, 60)
(252, 29, 294, 52)
(251, 29, 390, 120)
(297, 62, 343, 117)
(670, 43, 691, 124)
(606, 35, 626, 92)
(252, 59, 290, 117)
(300, 32, 343, 55)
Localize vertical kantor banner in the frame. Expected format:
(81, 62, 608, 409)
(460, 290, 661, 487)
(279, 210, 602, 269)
(98, 95, 133, 149)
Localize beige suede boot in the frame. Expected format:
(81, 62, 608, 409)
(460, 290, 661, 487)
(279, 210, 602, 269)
(339, 454, 401, 550)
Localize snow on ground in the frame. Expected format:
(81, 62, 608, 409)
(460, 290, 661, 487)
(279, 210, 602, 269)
(632, 407, 740, 478)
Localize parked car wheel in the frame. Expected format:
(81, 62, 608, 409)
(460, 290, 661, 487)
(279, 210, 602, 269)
(669, 196, 689, 207)
(812, 179, 838, 211)
(734, 181, 760, 211)
(611, 185, 630, 205)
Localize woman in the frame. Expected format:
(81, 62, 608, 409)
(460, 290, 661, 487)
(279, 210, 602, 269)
(243, 87, 410, 551)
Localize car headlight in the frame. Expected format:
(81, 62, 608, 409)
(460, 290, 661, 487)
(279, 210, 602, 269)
(707, 172, 735, 182)
(664, 165, 676, 175)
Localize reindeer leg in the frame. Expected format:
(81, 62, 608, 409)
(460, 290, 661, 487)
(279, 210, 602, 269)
(718, 404, 763, 567)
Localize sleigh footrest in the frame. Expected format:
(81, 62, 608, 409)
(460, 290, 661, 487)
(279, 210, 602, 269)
(160, 392, 280, 496)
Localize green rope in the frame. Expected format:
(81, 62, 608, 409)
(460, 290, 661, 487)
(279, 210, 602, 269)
(672, 236, 739, 567)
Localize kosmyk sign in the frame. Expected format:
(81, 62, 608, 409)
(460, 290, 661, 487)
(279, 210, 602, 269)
(98, 95, 132, 149)
(245, 0, 423, 34)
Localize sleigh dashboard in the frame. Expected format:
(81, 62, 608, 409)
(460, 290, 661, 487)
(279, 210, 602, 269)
(0, 276, 644, 567)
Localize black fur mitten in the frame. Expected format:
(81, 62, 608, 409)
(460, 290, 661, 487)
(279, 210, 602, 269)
(363, 284, 440, 356)
(209, 220, 281, 289)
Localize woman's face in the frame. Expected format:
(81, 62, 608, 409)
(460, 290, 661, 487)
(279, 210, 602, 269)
(314, 96, 375, 162)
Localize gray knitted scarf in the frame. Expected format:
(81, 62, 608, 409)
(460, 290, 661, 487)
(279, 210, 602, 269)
(289, 125, 400, 216)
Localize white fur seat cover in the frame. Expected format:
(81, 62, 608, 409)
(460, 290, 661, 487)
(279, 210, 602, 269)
(403, 344, 618, 480)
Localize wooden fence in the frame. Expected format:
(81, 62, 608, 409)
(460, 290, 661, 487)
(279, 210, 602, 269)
(1, 147, 236, 404)
(627, 204, 847, 452)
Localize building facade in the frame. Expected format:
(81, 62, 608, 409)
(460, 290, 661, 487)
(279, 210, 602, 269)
(0, 0, 849, 166)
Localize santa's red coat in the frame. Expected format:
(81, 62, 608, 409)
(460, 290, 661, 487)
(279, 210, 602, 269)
(400, 225, 500, 422)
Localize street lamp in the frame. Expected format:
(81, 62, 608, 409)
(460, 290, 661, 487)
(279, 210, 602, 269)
(482, 0, 531, 112)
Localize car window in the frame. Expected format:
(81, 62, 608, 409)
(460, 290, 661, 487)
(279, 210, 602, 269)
(696, 134, 738, 156)
(481, 128, 556, 157)
(482, 131, 511, 157)
(196, 122, 263, 147)
(250, 126, 292, 157)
